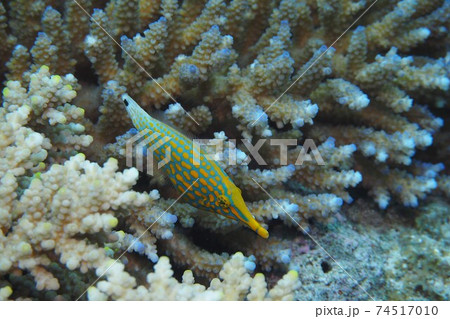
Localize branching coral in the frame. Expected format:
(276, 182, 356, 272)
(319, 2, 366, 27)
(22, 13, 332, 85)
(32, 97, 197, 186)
(0, 66, 296, 300)
(0, 0, 448, 300)
(87, 252, 299, 300)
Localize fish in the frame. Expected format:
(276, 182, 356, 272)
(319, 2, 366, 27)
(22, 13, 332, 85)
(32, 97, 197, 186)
(122, 94, 269, 239)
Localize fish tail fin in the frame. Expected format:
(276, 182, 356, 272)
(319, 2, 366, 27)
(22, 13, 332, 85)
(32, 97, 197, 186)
(122, 93, 152, 130)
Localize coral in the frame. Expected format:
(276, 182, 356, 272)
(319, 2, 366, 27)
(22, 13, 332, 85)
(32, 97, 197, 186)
(87, 252, 299, 300)
(291, 198, 449, 301)
(165, 103, 212, 135)
(2, 66, 92, 159)
(385, 199, 450, 300)
(0, 0, 448, 301)
(84, 9, 120, 84)
(0, 67, 296, 299)
(0, 285, 13, 301)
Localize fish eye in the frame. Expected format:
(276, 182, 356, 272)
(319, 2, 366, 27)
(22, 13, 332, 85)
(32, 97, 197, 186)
(123, 99, 129, 106)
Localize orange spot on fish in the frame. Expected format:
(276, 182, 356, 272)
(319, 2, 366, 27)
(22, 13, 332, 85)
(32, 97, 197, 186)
(181, 161, 192, 170)
(209, 178, 217, 186)
(194, 190, 202, 197)
(183, 171, 191, 181)
(199, 168, 208, 177)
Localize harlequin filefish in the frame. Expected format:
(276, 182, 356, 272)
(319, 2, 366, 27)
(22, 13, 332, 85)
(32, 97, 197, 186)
(122, 94, 269, 239)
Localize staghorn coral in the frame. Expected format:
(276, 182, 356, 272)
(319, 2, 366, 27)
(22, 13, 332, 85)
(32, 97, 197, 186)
(0, 0, 449, 301)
